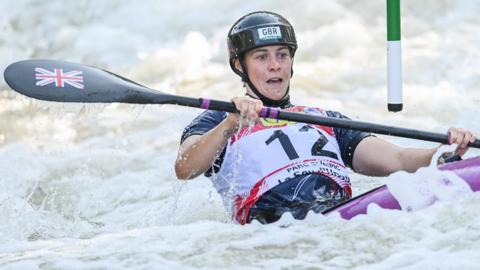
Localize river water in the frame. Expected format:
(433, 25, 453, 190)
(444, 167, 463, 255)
(1, 0, 480, 269)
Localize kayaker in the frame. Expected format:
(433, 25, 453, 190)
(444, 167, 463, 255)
(175, 11, 476, 224)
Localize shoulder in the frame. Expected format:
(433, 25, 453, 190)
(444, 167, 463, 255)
(181, 110, 227, 143)
(195, 110, 227, 121)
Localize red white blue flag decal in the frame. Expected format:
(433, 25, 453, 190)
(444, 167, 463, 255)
(35, 67, 84, 89)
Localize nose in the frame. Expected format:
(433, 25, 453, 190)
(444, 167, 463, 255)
(267, 55, 281, 71)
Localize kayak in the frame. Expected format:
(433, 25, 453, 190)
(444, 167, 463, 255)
(323, 156, 480, 219)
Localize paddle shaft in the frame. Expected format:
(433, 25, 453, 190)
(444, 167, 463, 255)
(162, 94, 480, 148)
(5, 59, 479, 148)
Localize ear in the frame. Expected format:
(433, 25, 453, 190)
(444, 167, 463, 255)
(234, 59, 243, 72)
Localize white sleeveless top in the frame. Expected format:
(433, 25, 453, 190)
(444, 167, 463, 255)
(208, 106, 351, 224)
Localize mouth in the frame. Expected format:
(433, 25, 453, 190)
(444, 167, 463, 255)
(266, 77, 283, 84)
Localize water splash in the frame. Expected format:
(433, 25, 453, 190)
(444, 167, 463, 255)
(386, 144, 473, 211)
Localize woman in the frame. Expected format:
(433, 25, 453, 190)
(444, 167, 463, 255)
(175, 11, 475, 224)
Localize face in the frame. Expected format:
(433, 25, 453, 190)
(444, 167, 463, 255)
(236, 45, 293, 101)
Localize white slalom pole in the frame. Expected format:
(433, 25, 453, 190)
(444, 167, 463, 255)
(387, 0, 403, 112)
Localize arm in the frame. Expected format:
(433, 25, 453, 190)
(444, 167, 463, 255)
(175, 116, 237, 180)
(352, 136, 436, 176)
(352, 128, 476, 176)
(175, 96, 263, 180)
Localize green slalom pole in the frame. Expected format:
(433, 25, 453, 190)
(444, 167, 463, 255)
(387, 0, 403, 112)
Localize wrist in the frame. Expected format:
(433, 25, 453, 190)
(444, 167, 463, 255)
(222, 114, 239, 137)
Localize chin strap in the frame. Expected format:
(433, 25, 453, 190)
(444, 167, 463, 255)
(245, 92, 292, 108)
(239, 60, 292, 108)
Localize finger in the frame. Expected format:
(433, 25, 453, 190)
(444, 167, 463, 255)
(254, 100, 263, 113)
(245, 102, 255, 121)
(462, 132, 473, 148)
(228, 98, 242, 125)
(239, 100, 249, 117)
(448, 129, 459, 144)
(248, 102, 260, 122)
(463, 131, 475, 147)
(249, 101, 262, 124)
(455, 129, 468, 146)
(455, 134, 465, 145)
(470, 134, 476, 143)
(231, 97, 243, 112)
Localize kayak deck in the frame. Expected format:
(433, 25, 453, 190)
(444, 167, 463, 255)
(323, 156, 480, 219)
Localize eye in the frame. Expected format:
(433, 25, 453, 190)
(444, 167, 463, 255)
(256, 54, 267, 60)
(278, 52, 290, 59)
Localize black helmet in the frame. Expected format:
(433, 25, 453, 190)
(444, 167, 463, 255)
(227, 11, 297, 107)
(228, 11, 297, 77)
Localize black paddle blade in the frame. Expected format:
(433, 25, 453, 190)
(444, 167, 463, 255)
(4, 59, 169, 104)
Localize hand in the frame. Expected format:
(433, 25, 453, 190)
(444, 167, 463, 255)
(225, 96, 263, 132)
(448, 127, 476, 156)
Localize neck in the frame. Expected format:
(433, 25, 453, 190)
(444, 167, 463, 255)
(245, 86, 292, 108)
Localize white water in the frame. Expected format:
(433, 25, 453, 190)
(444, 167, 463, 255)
(386, 145, 474, 212)
(1, 0, 480, 269)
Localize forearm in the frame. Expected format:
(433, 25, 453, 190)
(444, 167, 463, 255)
(353, 137, 438, 176)
(175, 117, 237, 179)
(395, 147, 437, 173)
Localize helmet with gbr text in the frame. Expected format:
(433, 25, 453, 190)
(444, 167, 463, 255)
(227, 11, 297, 107)
(227, 11, 297, 78)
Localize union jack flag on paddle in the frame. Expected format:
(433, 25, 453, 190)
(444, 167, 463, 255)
(35, 67, 84, 89)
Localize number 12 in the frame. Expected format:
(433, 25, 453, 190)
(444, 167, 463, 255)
(265, 125, 338, 160)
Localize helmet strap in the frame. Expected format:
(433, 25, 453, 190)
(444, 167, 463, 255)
(239, 59, 292, 108)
